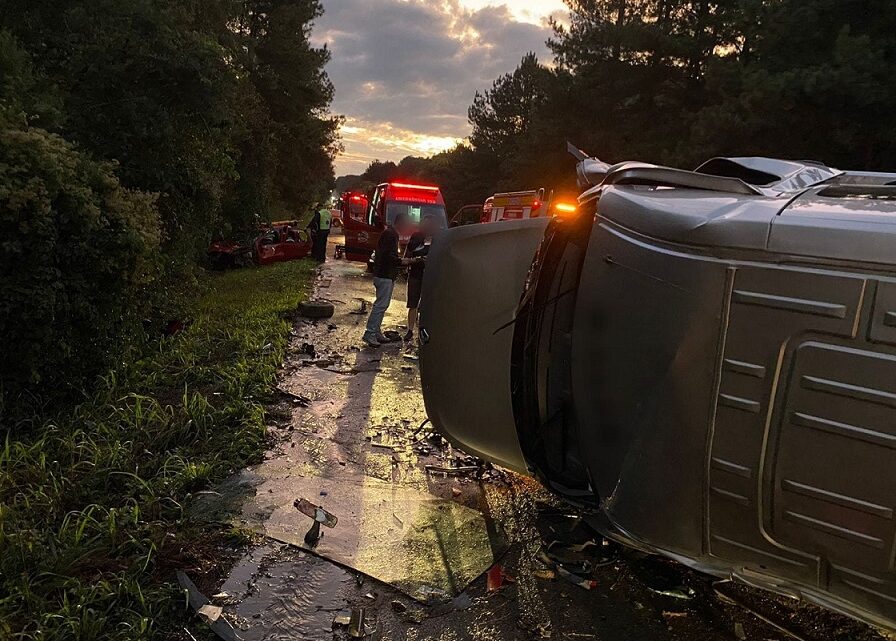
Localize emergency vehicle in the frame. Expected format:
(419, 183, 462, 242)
(335, 191, 369, 229)
(482, 189, 548, 223)
(340, 182, 447, 262)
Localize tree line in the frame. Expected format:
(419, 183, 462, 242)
(344, 0, 896, 214)
(0, 0, 338, 411)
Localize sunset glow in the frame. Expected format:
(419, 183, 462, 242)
(316, 0, 565, 175)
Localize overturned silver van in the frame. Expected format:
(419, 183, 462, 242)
(419, 154, 896, 630)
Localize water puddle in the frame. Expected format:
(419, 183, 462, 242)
(218, 545, 359, 641)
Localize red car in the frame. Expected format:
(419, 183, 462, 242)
(208, 222, 312, 268)
(254, 224, 312, 266)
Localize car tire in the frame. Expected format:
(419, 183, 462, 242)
(298, 300, 335, 319)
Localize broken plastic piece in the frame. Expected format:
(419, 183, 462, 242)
(333, 610, 352, 628)
(486, 564, 514, 592)
(348, 607, 370, 637)
(556, 566, 598, 590)
(198, 604, 223, 623)
(176, 570, 241, 641)
(414, 585, 450, 603)
(647, 586, 694, 600)
(390, 600, 408, 613)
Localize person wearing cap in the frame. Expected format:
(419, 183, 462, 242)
(308, 206, 332, 263)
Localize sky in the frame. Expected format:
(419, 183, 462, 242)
(314, 0, 567, 176)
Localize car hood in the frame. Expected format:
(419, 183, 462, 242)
(418, 219, 549, 473)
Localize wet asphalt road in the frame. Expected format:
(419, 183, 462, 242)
(193, 236, 888, 641)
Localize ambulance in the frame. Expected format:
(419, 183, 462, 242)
(341, 182, 447, 263)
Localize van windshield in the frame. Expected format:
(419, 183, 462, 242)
(386, 202, 447, 228)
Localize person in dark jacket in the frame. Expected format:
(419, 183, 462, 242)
(403, 214, 439, 342)
(307, 207, 332, 262)
(363, 213, 417, 347)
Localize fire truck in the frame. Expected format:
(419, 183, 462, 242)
(340, 182, 447, 262)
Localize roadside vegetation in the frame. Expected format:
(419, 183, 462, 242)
(0, 259, 316, 640)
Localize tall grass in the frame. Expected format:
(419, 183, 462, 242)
(0, 260, 316, 640)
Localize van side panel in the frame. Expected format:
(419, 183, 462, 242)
(572, 217, 896, 628)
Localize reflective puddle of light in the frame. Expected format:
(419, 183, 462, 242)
(218, 544, 358, 641)
(256, 470, 507, 600)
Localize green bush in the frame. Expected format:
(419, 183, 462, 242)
(0, 115, 161, 407)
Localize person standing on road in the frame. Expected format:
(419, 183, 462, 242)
(403, 214, 439, 342)
(363, 212, 418, 348)
(308, 206, 332, 263)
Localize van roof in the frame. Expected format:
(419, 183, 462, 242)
(581, 156, 896, 269)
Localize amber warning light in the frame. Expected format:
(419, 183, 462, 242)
(554, 202, 578, 214)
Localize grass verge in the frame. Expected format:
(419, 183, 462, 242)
(0, 259, 316, 640)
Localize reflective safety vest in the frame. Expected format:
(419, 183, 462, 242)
(319, 209, 332, 231)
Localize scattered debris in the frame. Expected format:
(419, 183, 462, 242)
(349, 607, 371, 637)
(350, 300, 369, 315)
(390, 600, 407, 613)
(662, 611, 689, 620)
(300, 342, 317, 358)
(414, 585, 450, 603)
(294, 498, 338, 546)
(486, 564, 514, 592)
(734, 621, 746, 639)
(556, 565, 598, 590)
(293, 498, 339, 528)
(276, 387, 311, 406)
(425, 464, 478, 476)
(176, 570, 241, 641)
(647, 586, 694, 600)
(198, 604, 223, 623)
(714, 581, 811, 641)
(333, 610, 352, 627)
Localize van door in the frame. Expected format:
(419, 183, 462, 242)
(343, 188, 383, 262)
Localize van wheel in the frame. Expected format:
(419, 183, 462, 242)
(298, 300, 335, 319)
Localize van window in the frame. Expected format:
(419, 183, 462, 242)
(386, 202, 447, 228)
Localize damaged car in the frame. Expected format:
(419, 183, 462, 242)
(418, 149, 896, 631)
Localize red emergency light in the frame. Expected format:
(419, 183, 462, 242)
(390, 182, 440, 191)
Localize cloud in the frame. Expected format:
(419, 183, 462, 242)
(314, 0, 559, 175)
